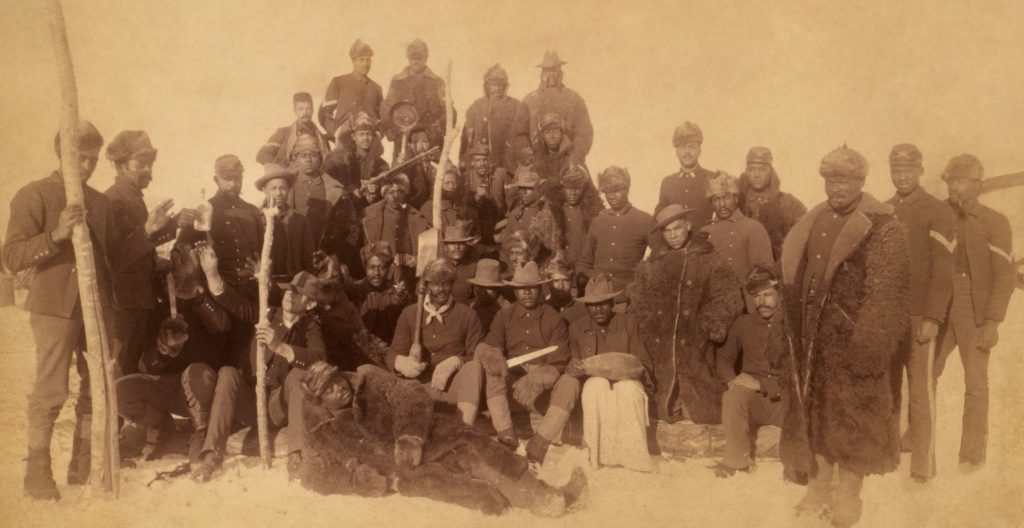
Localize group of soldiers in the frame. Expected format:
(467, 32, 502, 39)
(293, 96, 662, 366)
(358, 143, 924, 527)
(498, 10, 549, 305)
(3, 37, 1017, 527)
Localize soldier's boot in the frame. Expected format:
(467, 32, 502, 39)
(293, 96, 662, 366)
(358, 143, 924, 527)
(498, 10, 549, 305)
(525, 435, 551, 464)
(140, 411, 175, 461)
(560, 466, 588, 508)
(191, 450, 222, 483)
(24, 449, 60, 501)
(831, 466, 864, 528)
(796, 455, 834, 518)
(67, 413, 92, 485)
(187, 428, 207, 466)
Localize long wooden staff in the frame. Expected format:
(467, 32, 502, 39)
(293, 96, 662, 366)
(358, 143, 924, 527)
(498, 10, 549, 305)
(255, 207, 277, 468)
(43, 0, 119, 496)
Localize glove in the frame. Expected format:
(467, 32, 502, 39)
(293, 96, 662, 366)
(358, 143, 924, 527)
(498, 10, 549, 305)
(431, 356, 463, 391)
(977, 321, 1000, 351)
(565, 359, 586, 378)
(474, 343, 508, 378)
(394, 355, 426, 379)
(524, 364, 560, 389)
(915, 319, 939, 344)
(512, 376, 544, 409)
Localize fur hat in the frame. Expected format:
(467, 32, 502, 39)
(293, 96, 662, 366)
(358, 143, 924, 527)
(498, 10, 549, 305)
(406, 39, 429, 60)
(941, 153, 984, 181)
(349, 39, 373, 59)
(538, 112, 565, 132)
(484, 64, 508, 85)
(598, 166, 631, 191)
(888, 143, 922, 167)
(705, 170, 739, 197)
(544, 255, 574, 280)
(53, 120, 104, 156)
(467, 141, 490, 158)
(300, 361, 353, 407)
(672, 121, 703, 147)
(351, 111, 376, 133)
(106, 130, 157, 163)
(255, 163, 296, 190)
(382, 173, 411, 194)
(561, 164, 591, 189)
(744, 264, 780, 295)
(361, 240, 395, 265)
(293, 92, 313, 105)
(746, 146, 773, 165)
(292, 133, 322, 155)
(424, 258, 457, 284)
(819, 145, 868, 180)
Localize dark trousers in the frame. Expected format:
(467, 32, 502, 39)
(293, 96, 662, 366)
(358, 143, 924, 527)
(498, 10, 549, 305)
(116, 363, 217, 430)
(904, 315, 937, 478)
(936, 273, 990, 464)
(720, 385, 784, 469)
(27, 311, 92, 452)
(268, 367, 310, 455)
(201, 366, 256, 457)
(111, 308, 151, 377)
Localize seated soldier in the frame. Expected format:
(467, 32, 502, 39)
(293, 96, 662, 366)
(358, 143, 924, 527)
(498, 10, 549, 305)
(467, 258, 510, 331)
(712, 265, 787, 478)
(298, 362, 587, 517)
(474, 262, 579, 461)
(566, 274, 654, 472)
(116, 244, 230, 464)
(343, 241, 409, 344)
(191, 259, 325, 481)
(361, 173, 430, 286)
(501, 230, 539, 274)
(389, 259, 494, 428)
(256, 163, 315, 281)
(544, 256, 588, 325)
(313, 278, 389, 371)
(440, 221, 480, 305)
(420, 163, 479, 232)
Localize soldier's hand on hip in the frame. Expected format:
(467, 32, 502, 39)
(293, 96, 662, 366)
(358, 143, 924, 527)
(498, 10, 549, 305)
(977, 321, 1000, 351)
(52, 202, 85, 242)
(916, 319, 940, 344)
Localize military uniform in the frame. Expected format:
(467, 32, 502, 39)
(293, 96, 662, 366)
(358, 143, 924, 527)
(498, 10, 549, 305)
(381, 66, 448, 146)
(700, 209, 773, 285)
(256, 122, 330, 167)
(577, 206, 655, 296)
(886, 163, 955, 479)
(319, 74, 384, 140)
(738, 172, 806, 261)
(288, 173, 345, 248)
(511, 52, 593, 165)
(656, 165, 715, 228)
(461, 65, 522, 169)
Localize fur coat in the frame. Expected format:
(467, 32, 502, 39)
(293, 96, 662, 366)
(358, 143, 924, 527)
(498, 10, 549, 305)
(778, 194, 909, 477)
(626, 233, 743, 423)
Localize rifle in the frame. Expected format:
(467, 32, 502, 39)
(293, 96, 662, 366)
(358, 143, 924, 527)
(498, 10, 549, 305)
(362, 146, 440, 188)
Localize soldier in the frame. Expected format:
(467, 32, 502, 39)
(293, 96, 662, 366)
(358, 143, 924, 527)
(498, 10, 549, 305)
(533, 113, 574, 184)
(439, 221, 480, 306)
(319, 39, 384, 145)
(420, 163, 479, 232)
(778, 146, 908, 527)
(935, 154, 1014, 471)
(699, 170, 773, 285)
(257, 92, 330, 167)
(712, 266, 787, 478)
(566, 274, 654, 472)
(461, 64, 522, 170)
(560, 165, 604, 267)
(627, 204, 743, 424)
(474, 262, 580, 461)
(544, 257, 588, 325)
(361, 174, 430, 285)
(381, 39, 448, 151)
(105, 130, 195, 376)
(465, 142, 510, 248)
(344, 241, 408, 344)
(256, 164, 314, 280)
(738, 146, 806, 260)
(388, 259, 488, 426)
(196, 155, 262, 286)
(322, 112, 389, 205)
(501, 166, 564, 265)
(467, 258, 509, 331)
(884, 143, 954, 482)
(4, 122, 114, 499)
(655, 121, 715, 229)
(512, 51, 593, 166)
(312, 278, 388, 371)
(576, 167, 655, 300)
(288, 133, 345, 248)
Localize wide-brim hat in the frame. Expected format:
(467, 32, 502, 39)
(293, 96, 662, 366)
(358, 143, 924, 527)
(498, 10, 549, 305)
(512, 166, 541, 188)
(652, 203, 695, 232)
(576, 274, 622, 304)
(503, 261, 551, 288)
(536, 50, 566, 69)
(276, 271, 322, 299)
(255, 163, 297, 191)
(466, 258, 504, 287)
(442, 221, 479, 244)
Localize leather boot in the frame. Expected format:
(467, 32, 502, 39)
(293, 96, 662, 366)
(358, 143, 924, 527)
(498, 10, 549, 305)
(526, 435, 551, 464)
(67, 436, 91, 485)
(24, 449, 60, 501)
(188, 428, 207, 466)
(495, 427, 518, 450)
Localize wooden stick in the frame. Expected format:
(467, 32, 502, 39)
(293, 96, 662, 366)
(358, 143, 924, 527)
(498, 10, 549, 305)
(255, 207, 277, 469)
(43, 0, 119, 496)
(166, 273, 177, 318)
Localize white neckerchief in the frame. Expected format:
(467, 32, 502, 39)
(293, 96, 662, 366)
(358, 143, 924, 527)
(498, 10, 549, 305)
(423, 294, 454, 325)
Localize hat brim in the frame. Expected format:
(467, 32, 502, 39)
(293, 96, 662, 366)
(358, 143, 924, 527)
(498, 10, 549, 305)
(255, 171, 296, 191)
(576, 290, 623, 304)
(442, 236, 479, 244)
(502, 278, 553, 288)
(651, 210, 694, 232)
(466, 278, 505, 288)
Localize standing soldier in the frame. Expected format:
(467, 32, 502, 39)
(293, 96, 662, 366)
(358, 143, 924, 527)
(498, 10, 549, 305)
(461, 64, 522, 170)
(105, 130, 195, 376)
(288, 133, 345, 248)
(381, 39, 448, 152)
(319, 39, 384, 145)
(532, 113, 574, 184)
(257, 92, 330, 167)
(512, 51, 593, 166)
(656, 121, 714, 229)
(4, 122, 113, 499)
(699, 170, 773, 286)
(738, 146, 806, 260)
(779, 146, 908, 527)
(256, 164, 314, 280)
(560, 165, 604, 267)
(576, 167, 655, 300)
(935, 154, 1014, 471)
(885, 143, 954, 482)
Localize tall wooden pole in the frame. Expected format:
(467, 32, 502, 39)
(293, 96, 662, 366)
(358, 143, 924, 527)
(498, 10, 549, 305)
(255, 208, 277, 468)
(43, 0, 119, 495)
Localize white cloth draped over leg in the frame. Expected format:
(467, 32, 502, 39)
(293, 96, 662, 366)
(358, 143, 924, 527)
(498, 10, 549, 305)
(581, 377, 654, 472)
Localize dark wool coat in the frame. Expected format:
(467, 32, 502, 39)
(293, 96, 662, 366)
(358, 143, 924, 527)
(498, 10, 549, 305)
(461, 92, 522, 170)
(737, 169, 807, 261)
(778, 194, 909, 477)
(626, 233, 743, 423)
(511, 80, 593, 165)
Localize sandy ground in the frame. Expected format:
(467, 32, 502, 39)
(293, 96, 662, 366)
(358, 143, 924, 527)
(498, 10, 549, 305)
(0, 299, 1020, 528)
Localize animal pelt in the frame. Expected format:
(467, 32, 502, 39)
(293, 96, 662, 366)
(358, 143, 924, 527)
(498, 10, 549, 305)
(779, 196, 909, 477)
(508, 197, 564, 262)
(626, 233, 743, 424)
(737, 169, 807, 260)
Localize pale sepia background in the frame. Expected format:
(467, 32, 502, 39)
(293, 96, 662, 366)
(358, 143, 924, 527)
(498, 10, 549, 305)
(0, 0, 1021, 527)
